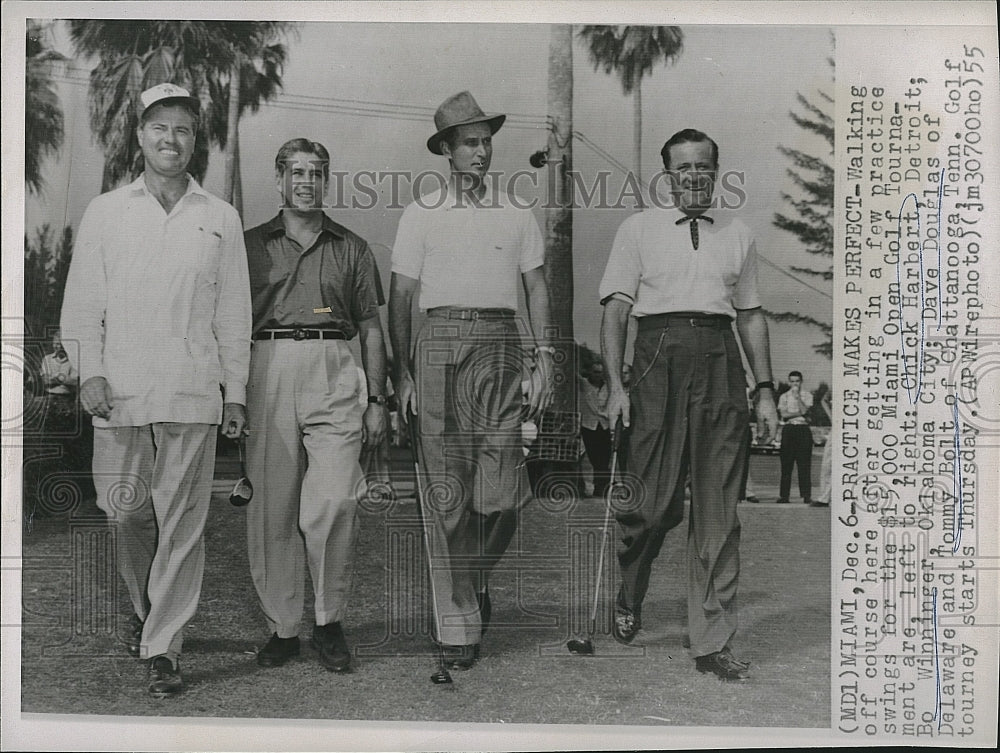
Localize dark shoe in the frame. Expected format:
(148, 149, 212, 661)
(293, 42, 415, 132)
(477, 589, 492, 636)
(775, 497, 790, 504)
(257, 633, 300, 667)
(147, 655, 183, 698)
(440, 643, 478, 670)
(312, 622, 351, 672)
(612, 606, 640, 645)
(122, 613, 143, 657)
(695, 650, 750, 681)
(802, 497, 813, 504)
(745, 496, 759, 504)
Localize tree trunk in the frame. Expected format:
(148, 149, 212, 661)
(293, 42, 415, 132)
(545, 24, 574, 412)
(222, 58, 241, 210)
(633, 79, 642, 185)
(536, 23, 577, 493)
(232, 131, 243, 217)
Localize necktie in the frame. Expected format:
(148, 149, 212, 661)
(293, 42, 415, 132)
(676, 214, 714, 250)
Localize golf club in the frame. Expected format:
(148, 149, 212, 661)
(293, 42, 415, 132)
(229, 437, 253, 507)
(567, 418, 623, 656)
(407, 412, 453, 685)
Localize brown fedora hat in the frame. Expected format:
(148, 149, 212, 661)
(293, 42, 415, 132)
(427, 91, 506, 155)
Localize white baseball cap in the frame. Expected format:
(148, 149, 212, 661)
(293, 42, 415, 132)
(137, 83, 200, 121)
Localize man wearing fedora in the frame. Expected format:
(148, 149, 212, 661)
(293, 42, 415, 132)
(242, 137, 388, 673)
(61, 83, 251, 697)
(599, 128, 779, 681)
(389, 91, 554, 669)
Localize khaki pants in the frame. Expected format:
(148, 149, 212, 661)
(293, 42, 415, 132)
(413, 313, 532, 646)
(93, 423, 217, 660)
(246, 339, 363, 637)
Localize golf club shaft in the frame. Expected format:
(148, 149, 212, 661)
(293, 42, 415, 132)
(406, 414, 448, 653)
(589, 446, 617, 626)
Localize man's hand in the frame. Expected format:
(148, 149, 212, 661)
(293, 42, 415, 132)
(221, 403, 247, 439)
(80, 376, 114, 419)
(525, 352, 554, 421)
(755, 390, 779, 445)
(397, 371, 418, 423)
(606, 385, 631, 430)
(362, 404, 388, 450)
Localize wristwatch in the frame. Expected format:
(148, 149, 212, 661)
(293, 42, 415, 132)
(755, 380, 775, 392)
(368, 395, 387, 405)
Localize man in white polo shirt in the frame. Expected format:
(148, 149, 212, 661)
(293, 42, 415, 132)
(389, 91, 554, 669)
(599, 128, 779, 681)
(61, 84, 251, 697)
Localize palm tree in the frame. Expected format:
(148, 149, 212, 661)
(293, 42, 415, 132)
(69, 21, 290, 194)
(535, 24, 577, 495)
(25, 21, 66, 195)
(217, 24, 289, 216)
(579, 25, 683, 183)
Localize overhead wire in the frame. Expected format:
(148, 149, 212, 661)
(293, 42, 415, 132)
(49, 68, 832, 304)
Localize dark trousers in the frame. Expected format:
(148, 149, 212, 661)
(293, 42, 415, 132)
(619, 317, 749, 657)
(779, 424, 813, 500)
(413, 313, 532, 646)
(581, 425, 612, 495)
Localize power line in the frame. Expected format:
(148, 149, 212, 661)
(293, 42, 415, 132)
(756, 254, 832, 299)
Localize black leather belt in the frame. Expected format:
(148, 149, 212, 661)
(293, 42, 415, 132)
(426, 307, 515, 320)
(637, 312, 733, 331)
(254, 328, 346, 341)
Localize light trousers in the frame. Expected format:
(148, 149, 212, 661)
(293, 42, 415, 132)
(93, 422, 217, 660)
(246, 339, 363, 637)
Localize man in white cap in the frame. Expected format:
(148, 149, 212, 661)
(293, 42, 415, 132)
(61, 83, 251, 697)
(389, 91, 554, 669)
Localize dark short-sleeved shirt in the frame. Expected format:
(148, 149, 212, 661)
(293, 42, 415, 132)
(244, 213, 385, 339)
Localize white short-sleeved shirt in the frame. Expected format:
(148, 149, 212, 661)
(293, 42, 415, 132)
(391, 184, 545, 310)
(598, 208, 761, 317)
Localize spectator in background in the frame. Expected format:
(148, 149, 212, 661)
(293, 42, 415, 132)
(776, 370, 813, 504)
(579, 360, 611, 497)
(814, 389, 833, 507)
(41, 329, 78, 397)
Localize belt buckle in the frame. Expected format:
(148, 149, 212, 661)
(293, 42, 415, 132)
(292, 327, 308, 341)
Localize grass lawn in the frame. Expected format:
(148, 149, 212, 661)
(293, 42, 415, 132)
(20, 449, 829, 727)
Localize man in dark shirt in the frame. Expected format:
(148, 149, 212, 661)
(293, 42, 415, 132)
(243, 138, 388, 673)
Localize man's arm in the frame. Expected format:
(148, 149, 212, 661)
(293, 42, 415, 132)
(215, 207, 252, 439)
(521, 266, 554, 419)
(388, 272, 419, 419)
(358, 313, 389, 449)
(735, 307, 778, 443)
(60, 200, 113, 418)
(601, 298, 632, 429)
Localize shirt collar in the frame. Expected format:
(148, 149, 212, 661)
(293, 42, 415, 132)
(263, 211, 345, 239)
(128, 173, 209, 200)
(443, 178, 500, 210)
(675, 210, 714, 224)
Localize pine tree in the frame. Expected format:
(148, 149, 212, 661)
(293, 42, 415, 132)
(771, 55, 834, 358)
